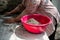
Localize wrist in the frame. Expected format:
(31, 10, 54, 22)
(6, 12, 11, 14)
(15, 18, 20, 22)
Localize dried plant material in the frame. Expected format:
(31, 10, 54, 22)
(27, 18, 41, 25)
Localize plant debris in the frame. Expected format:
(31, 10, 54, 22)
(27, 18, 41, 25)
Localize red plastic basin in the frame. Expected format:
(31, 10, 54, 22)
(21, 14, 52, 34)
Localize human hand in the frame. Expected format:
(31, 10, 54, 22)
(4, 18, 16, 23)
(4, 12, 11, 16)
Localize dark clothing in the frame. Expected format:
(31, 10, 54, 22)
(49, 17, 58, 40)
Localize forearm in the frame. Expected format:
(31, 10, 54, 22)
(9, 6, 20, 14)
(15, 8, 36, 21)
(15, 0, 41, 21)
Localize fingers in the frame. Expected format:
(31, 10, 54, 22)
(4, 12, 11, 16)
(4, 18, 16, 23)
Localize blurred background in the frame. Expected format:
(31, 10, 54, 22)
(0, 0, 60, 40)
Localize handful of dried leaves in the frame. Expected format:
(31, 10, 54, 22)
(27, 18, 41, 25)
